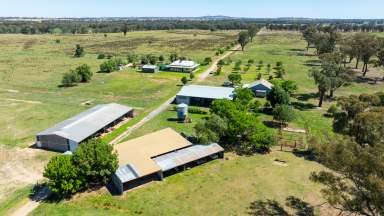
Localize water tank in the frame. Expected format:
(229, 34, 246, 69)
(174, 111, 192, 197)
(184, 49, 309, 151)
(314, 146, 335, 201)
(176, 103, 188, 120)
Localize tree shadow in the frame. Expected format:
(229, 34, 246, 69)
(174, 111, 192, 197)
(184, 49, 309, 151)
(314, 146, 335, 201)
(354, 76, 383, 85)
(292, 149, 316, 161)
(303, 59, 321, 67)
(291, 101, 317, 111)
(294, 93, 318, 102)
(248, 200, 289, 216)
(248, 197, 315, 216)
(263, 120, 281, 129)
(286, 196, 315, 216)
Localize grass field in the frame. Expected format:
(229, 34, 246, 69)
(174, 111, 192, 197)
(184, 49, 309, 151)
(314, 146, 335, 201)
(10, 30, 384, 215)
(0, 30, 237, 148)
(32, 151, 326, 216)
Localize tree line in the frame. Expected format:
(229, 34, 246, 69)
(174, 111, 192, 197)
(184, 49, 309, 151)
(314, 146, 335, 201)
(0, 20, 262, 34)
(2, 19, 384, 35)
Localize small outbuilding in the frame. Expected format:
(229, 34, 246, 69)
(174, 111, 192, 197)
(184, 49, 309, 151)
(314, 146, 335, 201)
(244, 79, 274, 97)
(176, 85, 234, 107)
(142, 65, 159, 73)
(112, 128, 224, 194)
(168, 60, 200, 73)
(36, 103, 134, 152)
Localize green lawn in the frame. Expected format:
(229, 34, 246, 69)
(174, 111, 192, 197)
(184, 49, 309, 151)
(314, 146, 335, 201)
(32, 151, 326, 216)
(0, 30, 237, 148)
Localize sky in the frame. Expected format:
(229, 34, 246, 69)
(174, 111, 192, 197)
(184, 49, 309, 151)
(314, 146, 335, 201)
(1, 0, 383, 19)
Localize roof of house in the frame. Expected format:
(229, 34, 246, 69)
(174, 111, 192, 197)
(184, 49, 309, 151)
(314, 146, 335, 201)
(142, 65, 158, 69)
(37, 103, 133, 143)
(245, 79, 274, 90)
(114, 128, 192, 178)
(177, 85, 234, 100)
(169, 60, 199, 68)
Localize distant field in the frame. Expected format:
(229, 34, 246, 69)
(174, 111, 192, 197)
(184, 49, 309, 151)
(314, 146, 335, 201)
(32, 151, 326, 216)
(0, 30, 237, 147)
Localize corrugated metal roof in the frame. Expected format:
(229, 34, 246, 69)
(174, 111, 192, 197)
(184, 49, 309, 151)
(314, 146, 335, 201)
(142, 65, 158, 69)
(37, 103, 133, 143)
(115, 164, 141, 183)
(169, 60, 199, 68)
(245, 79, 273, 89)
(153, 143, 224, 172)
(177, 85, 234, 100)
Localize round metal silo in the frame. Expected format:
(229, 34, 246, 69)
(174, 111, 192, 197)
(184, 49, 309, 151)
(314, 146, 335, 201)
(176, 103, 188, 120)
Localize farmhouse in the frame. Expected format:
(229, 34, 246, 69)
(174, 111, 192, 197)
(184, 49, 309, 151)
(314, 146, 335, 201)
(168, 60, 200, 73)
(244, 79, 273, 97)
(112, 128, 224, 194)
(36, 103, 134, 152)
(176, 85, 234, 106)
(142, 65, 159, 73)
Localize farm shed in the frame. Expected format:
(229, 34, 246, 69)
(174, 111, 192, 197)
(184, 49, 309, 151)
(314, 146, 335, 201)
(112, 128, 224, 194)
(36, 103, 134, 152)
(176, 85, 234, 106)
(142, 65, 159, 73)
(168, 60, 200, 73)
(244, 79, 273, 97)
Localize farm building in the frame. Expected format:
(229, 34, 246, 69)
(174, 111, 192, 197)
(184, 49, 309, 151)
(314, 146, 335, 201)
(168, 60, 200, 73)
(142, 65, 159, 73)
(36, 103, 134, 152)
(112, 128, 224, 194)
(176, 85, 234, 106)
(244, 79, 273, 97)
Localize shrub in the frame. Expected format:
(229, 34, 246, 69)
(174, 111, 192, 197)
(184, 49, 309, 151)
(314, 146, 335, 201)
(181, 76, 188, 85)
(61, 70, 81, 87)
(327, 104, 339, 117)
(203, 57, 212, 65)
(228, 73, 242, 85)
(75, 64, 93, 83)
(74, 44, 84, 58)
(55, 39, 61, 44)
(257, 73, 262, 80)
(100, 59, 120, 73)
(159, 55, 165, 62)
(190, 73, 195, 80)
(97, 53, 105, 59)
(72, 139, 118, 187)
(188, 107, 208, 115)
(43, 155, 84, 197)
(273, 105, 296, 127)
(267, 86, 290, 107)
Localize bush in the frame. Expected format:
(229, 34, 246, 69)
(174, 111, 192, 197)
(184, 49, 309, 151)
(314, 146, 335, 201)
(188, 107, 208, 115)
(203, 57, 212, 65)
(100, 59, 120, 73)
(228, 73, 242, 85)
(190, 73, 195, 80)
(181, 76, 188, 85)
(97, 53, 105, 59)
(55, 39, 61, 44)
(327, 104, 339, 117)
(74, 44, 84, 58)
(273, 105, 295, 126)
(75, 64, 93, 83)
(61, 70, 81, 87)
(44, 139, 118, 197)
(43, 155, 84, 197)
(267, 86, 290, 107)
(72, 139, 118, 187)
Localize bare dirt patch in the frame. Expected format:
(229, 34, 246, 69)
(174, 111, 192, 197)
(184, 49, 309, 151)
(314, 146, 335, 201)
(0, 147, 51, 202)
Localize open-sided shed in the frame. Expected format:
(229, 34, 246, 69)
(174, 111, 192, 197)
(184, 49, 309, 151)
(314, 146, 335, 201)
(36, 103, 134, 152)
